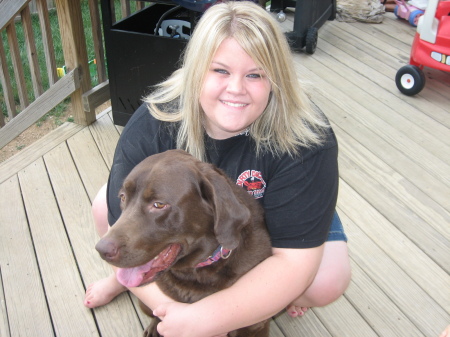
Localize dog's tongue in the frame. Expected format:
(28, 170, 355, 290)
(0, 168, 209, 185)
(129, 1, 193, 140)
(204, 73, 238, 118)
(116, 244, 181, 288)
(116, 260, 155, 288)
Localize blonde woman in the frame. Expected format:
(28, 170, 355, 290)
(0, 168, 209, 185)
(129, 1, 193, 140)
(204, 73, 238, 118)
(85, 2, 351, 336)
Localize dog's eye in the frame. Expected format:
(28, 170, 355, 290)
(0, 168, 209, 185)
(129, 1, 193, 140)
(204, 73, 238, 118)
(120, 194, 126, 203)
(153, 202, 166, 209)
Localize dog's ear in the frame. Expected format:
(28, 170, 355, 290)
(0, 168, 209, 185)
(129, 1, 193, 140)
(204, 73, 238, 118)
(199, 164, 251, 250)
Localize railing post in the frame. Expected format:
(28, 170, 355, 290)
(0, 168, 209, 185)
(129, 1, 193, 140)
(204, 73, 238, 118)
(54, 0, 95, 125)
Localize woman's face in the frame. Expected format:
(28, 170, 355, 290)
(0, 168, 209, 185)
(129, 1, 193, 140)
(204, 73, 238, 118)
(200, 38, 271, 139)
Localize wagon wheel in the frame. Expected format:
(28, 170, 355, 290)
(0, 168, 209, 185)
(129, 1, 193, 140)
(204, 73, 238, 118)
(395, 65, 426, 96)
(409, 10, 424, 27)
(305, 26, 318, 55)
(394, 5, 400, 18)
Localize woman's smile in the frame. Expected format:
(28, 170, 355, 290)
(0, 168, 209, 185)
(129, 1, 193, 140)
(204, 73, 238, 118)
(220, 100, 249, 108)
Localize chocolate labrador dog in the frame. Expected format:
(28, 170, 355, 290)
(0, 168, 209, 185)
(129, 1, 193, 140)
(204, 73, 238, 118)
(95, 150, 272, 337)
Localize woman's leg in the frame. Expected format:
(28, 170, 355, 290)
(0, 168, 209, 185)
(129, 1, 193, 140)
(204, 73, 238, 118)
(286, 240, 351, 317)
(84, 185, 127, 308)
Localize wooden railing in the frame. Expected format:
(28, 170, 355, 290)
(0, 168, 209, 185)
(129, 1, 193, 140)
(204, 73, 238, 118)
(0, 0, 148, 149)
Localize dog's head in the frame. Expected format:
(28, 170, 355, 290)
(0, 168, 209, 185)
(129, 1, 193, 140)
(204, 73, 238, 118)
(95, 150, 254, 287)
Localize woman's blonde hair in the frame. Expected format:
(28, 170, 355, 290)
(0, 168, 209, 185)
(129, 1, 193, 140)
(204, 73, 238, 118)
(145, 1, 327, 161)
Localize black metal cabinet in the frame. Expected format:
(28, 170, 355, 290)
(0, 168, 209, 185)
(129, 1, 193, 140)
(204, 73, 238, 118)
(101, 1, 191, 126)
(270, 0, 336, 54)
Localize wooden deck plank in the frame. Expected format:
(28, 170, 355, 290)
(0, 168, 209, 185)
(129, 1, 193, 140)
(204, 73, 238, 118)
(313, 295, 379, 337)
(17, 158, 97, 336)
(44, 142, 146, 337)
(293, 58, 450, 210)
(0, 264, 11, 337)
(0, 175, 54, 336)
(338, 182, 450, 314)
(301, 31, 450, 179)
(344, 261, 424, 337)
(318, 24, 450, 152)
(320, 23, 405, 76)
(336, 15, 450, 107)
(0, 122, 84, 185)
(333, 106, 450, 240)
(274, 310, 333, 337)
(338, 185, 450, 336)
(373, 15, 415, 47)
(337, 125, 450, 269)
(325, 23, 450, 105)
(66, 125, 111, 201)
(337, 15, 450, 91)
(322, 20, 450, 127)
(268, 320, 286, 337)
(88, 108, 121, 170)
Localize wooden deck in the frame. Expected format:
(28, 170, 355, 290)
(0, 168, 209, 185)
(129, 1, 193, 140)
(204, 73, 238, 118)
(0, 12, 449, 337)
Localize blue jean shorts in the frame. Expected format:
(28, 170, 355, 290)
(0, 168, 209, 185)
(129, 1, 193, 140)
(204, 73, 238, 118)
(327, 212, 348, 242)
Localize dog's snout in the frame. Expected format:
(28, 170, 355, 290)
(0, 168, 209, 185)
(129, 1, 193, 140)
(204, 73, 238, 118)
(95, 239, 119, 261)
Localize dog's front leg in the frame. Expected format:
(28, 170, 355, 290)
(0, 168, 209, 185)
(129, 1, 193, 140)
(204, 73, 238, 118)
(139, 300, 162, 337)
(143, 318, 162, 337)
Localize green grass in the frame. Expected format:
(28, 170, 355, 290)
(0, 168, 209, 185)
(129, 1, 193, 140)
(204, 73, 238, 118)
(1, 3, 65, 122)
(0, 0, 143, 126)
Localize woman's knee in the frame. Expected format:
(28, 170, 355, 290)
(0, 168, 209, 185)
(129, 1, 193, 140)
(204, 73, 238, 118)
(92, 184, 109, 237)
(318, 241, 351, 304)
(297, 241, 351, 307)
(317, 268, 351, 306)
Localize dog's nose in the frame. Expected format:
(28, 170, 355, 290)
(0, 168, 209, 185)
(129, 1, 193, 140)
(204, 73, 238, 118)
(95, 239, 119, 261)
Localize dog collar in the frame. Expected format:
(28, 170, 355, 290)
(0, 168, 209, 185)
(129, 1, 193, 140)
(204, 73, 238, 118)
(196, 245, 232, 268)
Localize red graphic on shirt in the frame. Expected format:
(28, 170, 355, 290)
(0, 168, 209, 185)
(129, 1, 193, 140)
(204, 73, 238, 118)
(236, 170, 266, 199)
(244, 180, 263, 190)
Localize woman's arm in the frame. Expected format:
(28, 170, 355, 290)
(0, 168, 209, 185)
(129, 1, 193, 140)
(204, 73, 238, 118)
(148, 245, 324, 337)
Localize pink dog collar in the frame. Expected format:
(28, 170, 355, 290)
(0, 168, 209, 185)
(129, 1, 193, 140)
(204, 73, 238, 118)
(196, 245, 232, 268)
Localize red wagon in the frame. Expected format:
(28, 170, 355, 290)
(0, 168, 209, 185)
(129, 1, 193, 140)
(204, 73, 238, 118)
(395, 0, 450, 95)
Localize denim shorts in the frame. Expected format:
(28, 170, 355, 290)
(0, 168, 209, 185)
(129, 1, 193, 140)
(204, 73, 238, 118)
(327, 212, 348, 242)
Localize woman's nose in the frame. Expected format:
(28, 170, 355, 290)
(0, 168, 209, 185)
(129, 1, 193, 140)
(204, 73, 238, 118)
(227, 76, 246, 94)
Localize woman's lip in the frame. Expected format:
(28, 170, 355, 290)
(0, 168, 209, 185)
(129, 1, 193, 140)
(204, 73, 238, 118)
(220, 100, 248, 107)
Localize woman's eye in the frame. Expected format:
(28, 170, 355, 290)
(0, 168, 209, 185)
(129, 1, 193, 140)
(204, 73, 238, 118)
(213, 68, 229, 75)
(153, 202, 166, 209)
(247, 73, 262, 79)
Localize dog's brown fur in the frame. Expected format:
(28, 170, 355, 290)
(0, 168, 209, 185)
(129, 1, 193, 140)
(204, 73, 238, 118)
(96, 150, 272, 337)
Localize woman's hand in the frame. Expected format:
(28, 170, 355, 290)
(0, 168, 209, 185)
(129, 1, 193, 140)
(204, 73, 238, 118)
(153, 302, 228, 337)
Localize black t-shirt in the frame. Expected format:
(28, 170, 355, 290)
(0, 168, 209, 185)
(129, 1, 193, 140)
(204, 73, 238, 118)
(107, 104, 339, 249)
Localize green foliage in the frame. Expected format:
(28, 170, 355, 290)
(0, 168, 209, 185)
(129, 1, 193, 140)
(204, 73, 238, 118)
(0, 0, 106, 125)
(0, 5, 63, 119)
(0, 0, 147, 126)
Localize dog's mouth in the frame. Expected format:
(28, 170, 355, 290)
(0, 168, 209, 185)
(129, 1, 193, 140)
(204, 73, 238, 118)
(116, 243, 182, 288)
